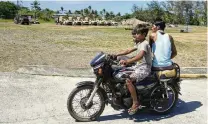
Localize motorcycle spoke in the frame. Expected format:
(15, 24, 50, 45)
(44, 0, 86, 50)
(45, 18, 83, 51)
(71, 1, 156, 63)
(73, 104, 81, 109)
(90, 107, 97, 114)
(72, 98, 80, 103)
(86, 109, 92, 116)
(77, 109, 85, 115)
(70, 87, 103, 119)
(79, 90, 83, 98)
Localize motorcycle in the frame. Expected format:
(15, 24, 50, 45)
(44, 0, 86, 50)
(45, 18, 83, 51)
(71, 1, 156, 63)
(67, 52, 181, 122)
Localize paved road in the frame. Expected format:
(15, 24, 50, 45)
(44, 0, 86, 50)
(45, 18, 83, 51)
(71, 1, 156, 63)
(0, 72, 207, 124)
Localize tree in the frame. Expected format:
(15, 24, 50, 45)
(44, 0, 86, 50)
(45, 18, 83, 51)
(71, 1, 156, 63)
(94, 10, 98, 19)
(40, 8, 54, 21)
(122, 13, 132, 20)
(202, 1, 207, 25)
(59, 6, 66, 14)
(102, 9, 106, 19)
(88, 6, 92, 13)
(80, 9, 84, 16)
(105, 12, 110, 20)
(84, 8, 89, 16)
(0, 1, 18, 19)
(74, 10, 81, 14)
(116, 12, 121, 17)
(61, 7, 64, 12)
(147, 1, 164, 22)
(18, 7, 31, 15)
(31, 0, 41, 19)
(68, 10, 72, 14)
(109, 11, 115, 19)
(131, 4, 139, 13)
(99, 11, 103, 18)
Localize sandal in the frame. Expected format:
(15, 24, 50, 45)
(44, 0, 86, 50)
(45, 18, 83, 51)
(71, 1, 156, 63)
(128, 104, 142, 115)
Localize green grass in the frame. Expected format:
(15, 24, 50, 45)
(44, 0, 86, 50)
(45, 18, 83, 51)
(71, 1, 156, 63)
(0, 19, 13, 22)
(0, 22, 207, 72)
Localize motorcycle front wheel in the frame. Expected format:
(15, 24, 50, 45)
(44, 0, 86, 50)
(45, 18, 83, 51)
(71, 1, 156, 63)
(67, 86, 105, 122)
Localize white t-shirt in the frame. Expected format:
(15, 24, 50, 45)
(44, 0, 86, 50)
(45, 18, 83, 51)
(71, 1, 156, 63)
(134, 40, 152, 66)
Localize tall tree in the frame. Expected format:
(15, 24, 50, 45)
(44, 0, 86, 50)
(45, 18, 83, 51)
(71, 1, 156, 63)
(84, 8, 89, 16)
(40, 8, 54, 21)
(131, 4, 139, 13)
(109, 11, 115, 19)
(147, 1, 164, 22)
(88, 6, 92, 13)
(31, 0, 41, 19)
(102, 9, 106, 19)
(116, 12, 121, 17)
(0, 1, 18, 19)
(68, 10, 72, 14)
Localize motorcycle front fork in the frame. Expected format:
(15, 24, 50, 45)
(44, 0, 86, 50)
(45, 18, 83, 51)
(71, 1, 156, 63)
(85, 78, 101, 107)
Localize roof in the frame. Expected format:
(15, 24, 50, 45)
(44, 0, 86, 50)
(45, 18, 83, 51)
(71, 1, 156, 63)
(53, 14, 82, 17)
(121, 18, 149, 26)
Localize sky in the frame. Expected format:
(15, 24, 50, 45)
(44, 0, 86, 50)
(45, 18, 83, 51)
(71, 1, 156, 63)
(8, 1, 150, 15)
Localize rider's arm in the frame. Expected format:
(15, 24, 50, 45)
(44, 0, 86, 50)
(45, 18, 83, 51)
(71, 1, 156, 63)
(116, 47, 137, 57)
(126, 50, 145, 64)
(169, 35, 177, 59)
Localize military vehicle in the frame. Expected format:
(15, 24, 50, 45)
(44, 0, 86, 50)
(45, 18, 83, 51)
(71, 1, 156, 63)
(63, 17, 73, 25)
(14, 15, 31, 25)
(73, 17, 82, 25)
(82, 17, 89, 25)
(90, 20, 98, 26)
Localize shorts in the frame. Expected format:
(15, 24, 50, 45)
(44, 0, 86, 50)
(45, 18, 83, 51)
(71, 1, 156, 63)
(129, 64, 151, 82)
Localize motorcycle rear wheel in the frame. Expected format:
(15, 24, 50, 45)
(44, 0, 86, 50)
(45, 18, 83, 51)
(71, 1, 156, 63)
(150, 85, 178, 114)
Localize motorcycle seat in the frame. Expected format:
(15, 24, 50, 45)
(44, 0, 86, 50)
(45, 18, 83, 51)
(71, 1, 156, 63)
(156, 69, 176, 80)
(152, 65, 173, 71)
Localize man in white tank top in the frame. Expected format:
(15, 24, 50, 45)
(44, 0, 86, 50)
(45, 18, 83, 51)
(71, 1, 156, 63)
(149, 18, 177, 69)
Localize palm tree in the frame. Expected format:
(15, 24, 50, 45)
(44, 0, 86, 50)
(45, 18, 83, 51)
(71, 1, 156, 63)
(88, 6, 92, 13)
(68, 10, 72, 14)
(99, 11, 103, 19)
(116, 12, 121, 17)
(31, 0, 41, 19)
(84, 8, 89, 16)
(88, 6, 92, 19)
(94, 10, 98, 20)
(60, 7, 64, 14)
(102, 9, 106, 19)
(109, 11, 115, 19)
(80, 9, 84, 16)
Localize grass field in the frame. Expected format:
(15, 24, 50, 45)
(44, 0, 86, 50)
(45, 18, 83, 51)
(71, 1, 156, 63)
(0, 21, 207, 72)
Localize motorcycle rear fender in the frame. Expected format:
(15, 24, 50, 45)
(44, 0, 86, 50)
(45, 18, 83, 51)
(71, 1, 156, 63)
(169, 79, 182, 95)
(76, 81, 108, 103)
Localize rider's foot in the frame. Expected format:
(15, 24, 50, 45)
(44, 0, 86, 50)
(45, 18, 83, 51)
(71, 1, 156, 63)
(128, 103, 142, 115)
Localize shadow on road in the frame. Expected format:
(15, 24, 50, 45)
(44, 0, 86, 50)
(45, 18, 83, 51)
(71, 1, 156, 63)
(98, 99, 202, 122)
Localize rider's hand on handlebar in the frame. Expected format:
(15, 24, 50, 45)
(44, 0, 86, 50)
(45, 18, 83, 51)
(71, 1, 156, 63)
(110, 54, 117, 60)
(119, 60, 127, 66)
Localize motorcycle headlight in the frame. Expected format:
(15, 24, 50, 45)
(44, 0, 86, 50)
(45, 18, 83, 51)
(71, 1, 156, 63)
(97, 68, 102, 75)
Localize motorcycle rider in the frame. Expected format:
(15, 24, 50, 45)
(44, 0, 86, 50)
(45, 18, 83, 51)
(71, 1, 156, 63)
(113, 24, 152, 115)
(149, 18, 177, 69)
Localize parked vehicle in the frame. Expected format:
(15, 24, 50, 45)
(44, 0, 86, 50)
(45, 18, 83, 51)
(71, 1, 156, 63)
(14, 15, 31, 25)
(67, 52, 181, 122)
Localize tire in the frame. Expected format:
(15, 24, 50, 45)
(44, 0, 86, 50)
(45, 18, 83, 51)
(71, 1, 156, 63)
(67, 86, 105, 122)
(150, 85, 178, 114)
